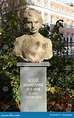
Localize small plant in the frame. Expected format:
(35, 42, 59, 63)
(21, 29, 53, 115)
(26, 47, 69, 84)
(0, 0, 27, 111)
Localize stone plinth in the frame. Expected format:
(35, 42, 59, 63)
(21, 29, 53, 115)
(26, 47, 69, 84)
(17, 62, 50, 112)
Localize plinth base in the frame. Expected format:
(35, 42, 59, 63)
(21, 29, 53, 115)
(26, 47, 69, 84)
(17, 62, 50, 112)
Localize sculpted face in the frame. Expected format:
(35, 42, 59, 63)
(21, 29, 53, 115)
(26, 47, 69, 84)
(26, 17, 41, 34)
(23, 10, 43, 34)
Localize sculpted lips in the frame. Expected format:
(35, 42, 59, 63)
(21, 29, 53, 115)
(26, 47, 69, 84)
(31, 28, 37, 31)
(30, 29, 37, 33)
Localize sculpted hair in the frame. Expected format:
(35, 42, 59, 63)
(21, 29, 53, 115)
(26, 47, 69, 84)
(23, 9, 43, 27)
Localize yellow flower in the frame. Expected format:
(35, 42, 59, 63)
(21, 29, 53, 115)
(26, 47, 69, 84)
(48, 87, 55, 94)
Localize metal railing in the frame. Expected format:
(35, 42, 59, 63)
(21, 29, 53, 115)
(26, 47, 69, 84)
(63, 37, 74, 57)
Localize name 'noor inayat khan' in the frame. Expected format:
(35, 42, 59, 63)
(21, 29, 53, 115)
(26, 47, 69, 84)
(12, 9, 53, 62)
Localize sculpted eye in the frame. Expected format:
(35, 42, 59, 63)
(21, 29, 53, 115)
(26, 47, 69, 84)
(26, 21, 31, 24)
(42, 43, 48, 49)
(35, 21, 39, 23)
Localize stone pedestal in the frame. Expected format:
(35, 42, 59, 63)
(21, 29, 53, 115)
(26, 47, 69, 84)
(17, 62, 49, 112)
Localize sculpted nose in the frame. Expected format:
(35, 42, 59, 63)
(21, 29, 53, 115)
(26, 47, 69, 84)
(32, 23, 35, 28)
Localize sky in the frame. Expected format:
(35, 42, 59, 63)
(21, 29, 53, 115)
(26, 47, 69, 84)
(58, 0, 74, 3)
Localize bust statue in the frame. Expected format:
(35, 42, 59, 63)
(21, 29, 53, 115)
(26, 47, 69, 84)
(13, 9, 53, 62)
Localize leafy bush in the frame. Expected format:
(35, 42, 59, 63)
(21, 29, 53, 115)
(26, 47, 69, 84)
(0, 6, 25, 111)
(40, 20, 74, 111)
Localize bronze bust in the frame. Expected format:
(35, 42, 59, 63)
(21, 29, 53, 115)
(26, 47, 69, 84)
(13, 9, 53, 62)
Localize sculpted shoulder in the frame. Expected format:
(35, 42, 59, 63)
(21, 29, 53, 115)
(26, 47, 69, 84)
(40, 34, 52, 45)
(15, 34, 28, 42)
(46, 37, 52, 45)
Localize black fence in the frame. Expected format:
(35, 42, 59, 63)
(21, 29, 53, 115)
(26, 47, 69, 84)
(63, 37, 74, 57)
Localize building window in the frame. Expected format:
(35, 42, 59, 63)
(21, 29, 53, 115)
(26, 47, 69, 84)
(66, 20, 69, 28)
(43, 0, 49, 7)
(51, 4, 53, 9)
(72, 11, 74, 16)
(50, 16, 53, 24)
(62, 8, 64, 12)
(72, 22, 74, 28)
(44, 13, 48, 24)
(56, 6, 58, 11)
(68, 10, 70, 15)
(29, 0, 35, 4)
(36, 0, 41, 6)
